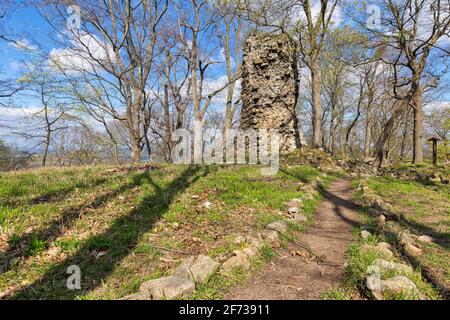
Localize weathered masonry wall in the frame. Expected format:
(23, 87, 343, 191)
(240, 33, 299, 152)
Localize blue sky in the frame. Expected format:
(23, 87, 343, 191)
(1, 3, 449, 149)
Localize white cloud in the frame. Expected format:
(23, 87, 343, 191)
(202, 74, 241, 105)
(9, 39, 38, 53)
(49, 32, 115, 73)
(0, 106, 41, 118)
(424, 101, 450, 113)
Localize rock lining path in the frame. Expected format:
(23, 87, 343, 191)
(224, 178, 361, 300)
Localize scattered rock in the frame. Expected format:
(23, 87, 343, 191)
(267, 220, 288, 233)
(360, 230, 372, 240)
(221, 252, 251, 272)
(118, 293, 147, 300)
(417, 235, 434, 243)
(260, 230, 281, 248)
(242, 246, 259, 258)
(248, 237, 264, 250)
(174, 255, 220, 284)
(404, 243, 422, 256)
(361, 243, 394, 259)
(191, 195, 200, 200)
(377, 242, 393, 251)
(378, 215, 386, 228)
(139, 276, 195, 300)
(372, 259, 413, 274)
(290, 212, 308, 223)
(380, 276, 419, 299)
(202, 201, 212, 209)
(233, 235, 246, 244)
(301, 184, 317, 194)
(288, 207, 299, 214)
(399, 232, 416, 246)
(286, 198, 303, 208)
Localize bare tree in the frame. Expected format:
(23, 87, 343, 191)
(364, 0, 450, 163)
(176, 0, 239, 162)
(16, 60, 69, 166)
(41, 0, 169, 162)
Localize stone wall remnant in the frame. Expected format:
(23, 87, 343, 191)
(240, 33, 300, 152)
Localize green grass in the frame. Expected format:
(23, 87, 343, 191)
(0, 162, 327, 300)
(361, 174, 450, 292)
(343, 198, 444, 300)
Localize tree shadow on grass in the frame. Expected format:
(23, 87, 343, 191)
(368, 204, 450, 250)
(0, 171, 153, 274)
(361, 202, 450, 298)
(1, 175, 111, 208)
(7, 165, 207, 299)
(27, 177, 110, 206)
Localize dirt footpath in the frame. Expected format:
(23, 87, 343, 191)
(224, 178, 361, 300)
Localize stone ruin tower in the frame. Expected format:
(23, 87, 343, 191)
(240, 33, 299, 152)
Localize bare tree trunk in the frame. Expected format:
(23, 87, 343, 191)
(400, 116, 408, 160)
(412, 87, 424, 163)
(163, 82, 172, 160)
(311, 57, 323, 148)
(42, 132, 50, 167)
(130, 130, 141, 163)
(339, 115, 346, 160)
(364, 113, 371, 158)
(329, 118, 335, 155)
(374, 106, 404, 168)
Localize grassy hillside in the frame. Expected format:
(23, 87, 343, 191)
(0, 163, 332, 299)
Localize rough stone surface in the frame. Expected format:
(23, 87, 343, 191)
(288, 207, 299, 214)
(221, 252, 251, 272)
(361, 243, 394, 259)
(118, 293, 147, 300)
(234, 235, 246, 244)
(248, 237, 264, 250)
(291, 212, 308, 223)
(260, 230, 281, 248)
(202, 201, 212, 209)
(174, 255, 220, 284)
(381, 276, 419, 299)
(286, 198, 303, 208)
(240, 33, 299, 152)
(372, 259, 413, 273)
(242, 246, 259, 258)
(267, 220, 288, 233)
(404, 243, 422, 256)
(417, 235, 434, 243)
(360, 230, 372, 240)
(139, 276, 195, 300)
(301, 184, 317, 194)
(378, 215, 386, 228)
(399, 232, 415, 245)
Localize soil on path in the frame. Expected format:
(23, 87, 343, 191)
(224, 178, 361, 300)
